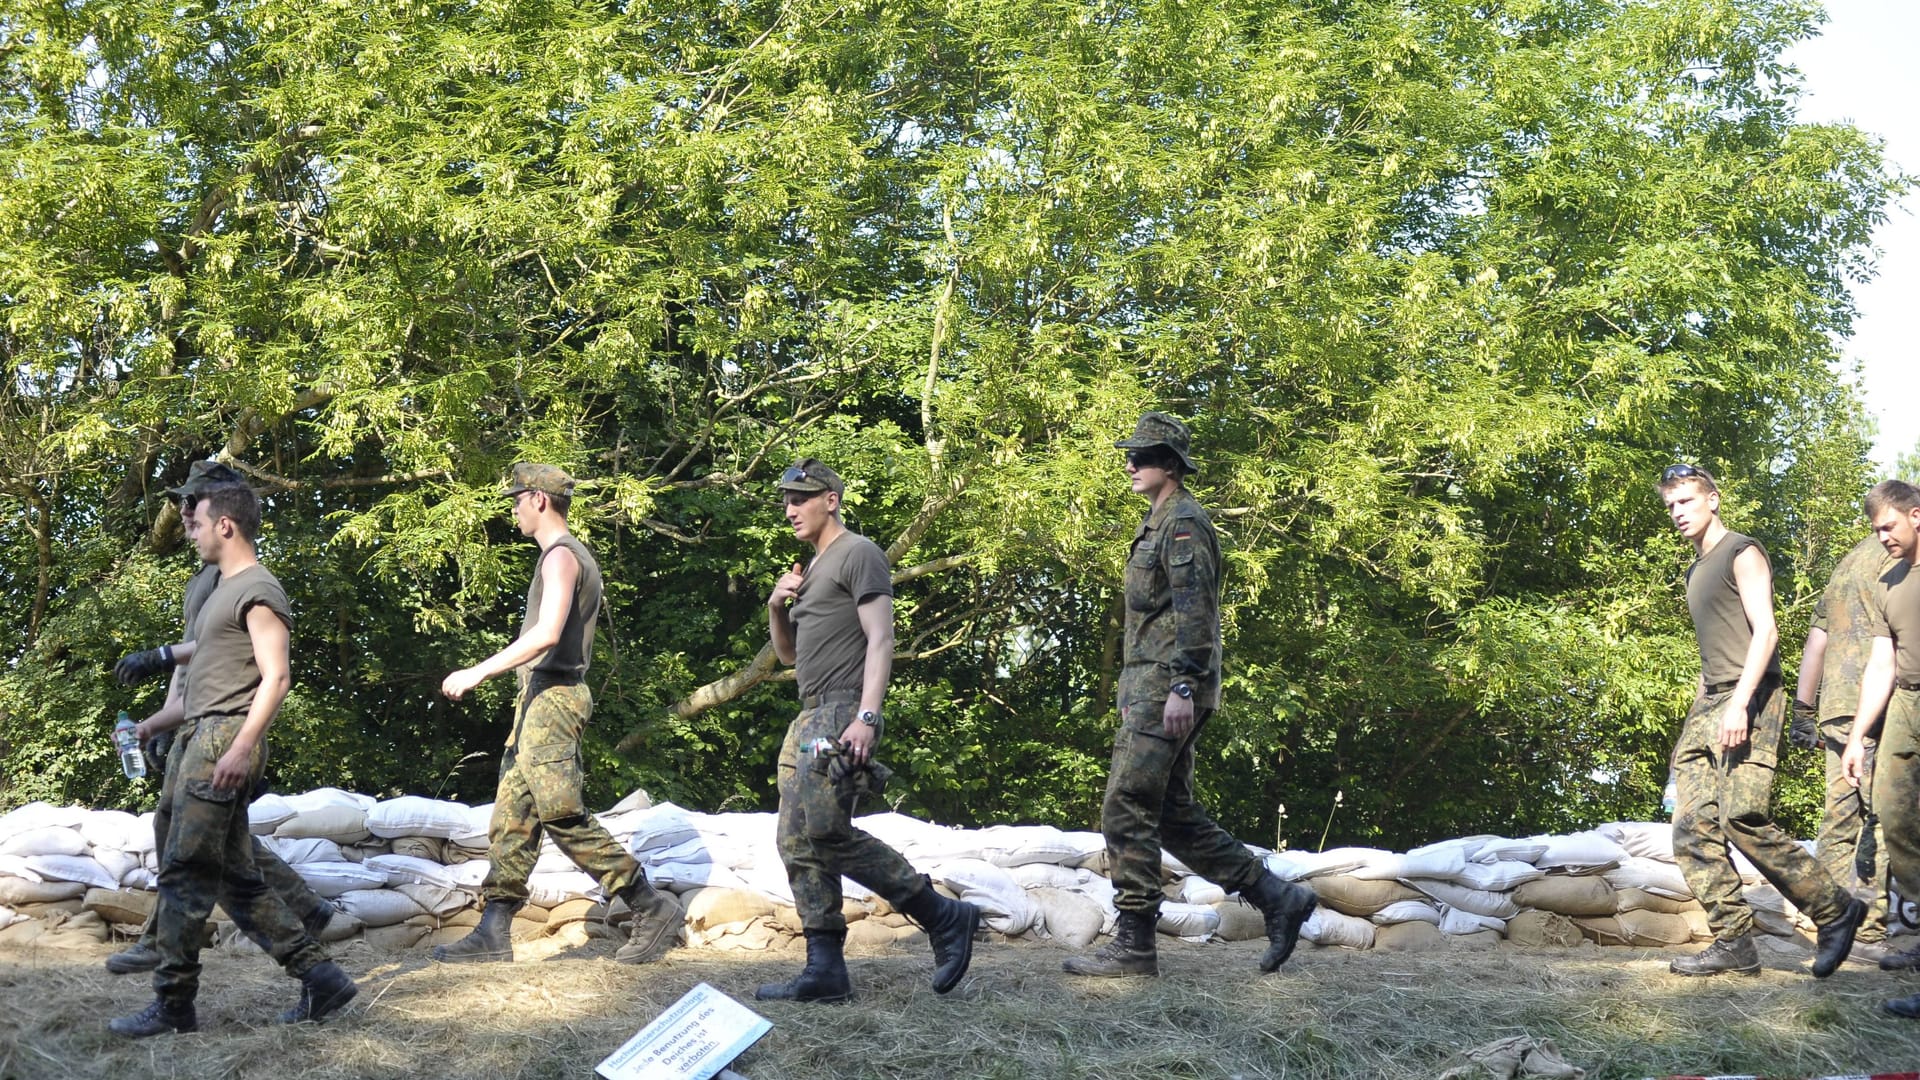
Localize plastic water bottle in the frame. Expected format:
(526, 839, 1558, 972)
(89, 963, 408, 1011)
(1661, 768, 1678, 817)
(113, 711, 146, 780)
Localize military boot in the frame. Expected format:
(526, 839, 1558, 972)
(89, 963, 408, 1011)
(1242, 872, 1318, 972)
(432, 899, 521, 963)
(105, 941, 161, 975)
(1669, 933, 1761, 976)
(755, 929, 853, 1003)
(1062, 909, 1158, 978)
(108, 997, 197, 1038)
(1811, 897, 1867, 979)
(1880, 942, 1920, 971)
(278, 960, 358, 1024)
(899, 880, 981, 993)
(613, 877, 683, 964)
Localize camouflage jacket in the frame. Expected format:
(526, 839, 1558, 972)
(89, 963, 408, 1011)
(1118, 487, 1222, 711)
(1814, 534, 1895, 723)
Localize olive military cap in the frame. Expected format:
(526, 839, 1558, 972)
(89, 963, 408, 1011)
(777, 458, 845, 496)
(503, 462, 576, 498)
(164, 459, 246, 498)
(1114, 411, 1199, 474)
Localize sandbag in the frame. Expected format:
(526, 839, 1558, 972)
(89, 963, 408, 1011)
(1009, 863, 1089, 890)
(1450, 929, 1502, 950)
(0, 854, 41, 882)
(545, 897, 605, 930)
(1681, 906, 1713, 942)
(361, 922, 429, 950)
(78, 810, 152, 855)
(316, 908, 364, 943)
(1176, 877, 1229, 906)
(335, 887, 427, 927)
(1156, 902, 1220, 939)
(89, 847, 141, 886)
(1408, 879, 1521, 919)
(1309, 874, 1424, 918)
(0, 802, 88, 838)
(1452, 860, 1546, 893)
(1512, 875, 1617, 917)
(23, 854, 120, 891)
(295, 861, 391, 898)
(1531, 831, 1626, 874)
(395, 881, 473, 919)
(262, 836, 346, 866)
(83, 887, 154, 926)
(1614, 908, 1693, 946)
(974, 825, 1087, 868)
(1302, 907, 1375, 949)
(1506, 910, 1584, 947)
(367, 796, 476, 839)
(1613, 888, 1703, 916)
(1598, 821, 1675, 862)
(0, 827, 89, 859)
(527, 870, 600, 907)
(1439, 907, 1506, 937)
(366, 853, 462, 891)
(1372, 900, 1442, 926)
(1269, 847, 1382, 881)
(624, 803, 702, 854)
(1602, 857, 1691, 900)
(1373, 920, 1446, 952)
(1348, 846, 1466, 884)
(275, 804, 371, 844)
(248, 794, 298, 835)
(695, 917, 785, 951)
(388, 836, 448, 863)
(685, 887, 776, 931)
(1212, 898, 1266, 943)
(933, 859, 1037, 935)
(0, 876, 87, 905)
(1469, 838, 1550, 865)
(846, 917, 907, 950)
(1033, 888, 1106, 947)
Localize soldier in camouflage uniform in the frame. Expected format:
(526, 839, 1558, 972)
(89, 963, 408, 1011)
(1658, 464, 1864, 979)
(1794, 532, 1895, 963)
(756, 458, 980, 1003)
(1840, 481, 1920, 1014)
(110, 483, 356, 1038)
(106, 461, 336, 977)
(1062, 413, 1317, 979)
(434, 464, 682, 967)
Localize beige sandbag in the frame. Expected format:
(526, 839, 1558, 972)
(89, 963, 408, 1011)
(1309, 874, 1424, 918)
(1513, 875, 1617, 917)
(892, 925, 927, 946)
(15, 898, 86, 919)
(1682, 907, 1712, 942)
(362, 923, 429, 951)
(1506, 910, 1584, 947)
(510, 917, 547, 942)
(0, 919, 47, 947)
(866, 895, 897, 918)
(841, 897, 870, 924)
(420, 926, 473, 950)
(83, 887, 154, 926)
(698, 917, 784, 952)
(1213, 898, 1267, 943)
(1615, 908, 1693, 946)
(1614, 888, 1704, 916)
(389, 836, 447, 863)
(872, 912, 910, 929)
(771, 905, 804, 934)
(1751, 905, 1798, 938)
(685, 887, 776, 930)
(1573, 916, 1627, 946)
(0, 877, 86, 905)
(316, 909, 364, 943)
(846, 917, 905, 951)
(546, 897, 605, 930)
(517, 904, 550, 923)
(1032, 887, 1105, 948)
(1373, 920, 1446, 952)
(1449, 929, 1501, 951)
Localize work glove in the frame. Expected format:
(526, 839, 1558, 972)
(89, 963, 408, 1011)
(1789, 700, 1820, 751)
(114, 645, 176, 686)
(1858, 811, 1880, 886)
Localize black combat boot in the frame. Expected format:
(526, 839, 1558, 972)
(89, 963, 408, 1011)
(899, 880, 981, 993)
(754, 929, 853, 1003)
(432, 899, 522, 963)
(108, 997, 197, 1038)
(1811, 897, 1868, 979)
(1881, 942, 1920, 971)
(105, 941, 161, 975)
(278, 960, 359, 1023)
(1242, 872, 1318, 972)
(1669, 933, 1761, 976)
(613, 877, 684, 964)
(1062, 909, 1158, 978)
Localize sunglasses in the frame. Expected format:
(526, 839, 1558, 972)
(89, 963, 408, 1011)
(1126, 449, 1175, 470)
(781, 465, 813, 487)
(1661, 463, 1704, 483)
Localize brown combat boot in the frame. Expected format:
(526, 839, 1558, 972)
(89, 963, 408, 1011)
(1062, 909, 1157, 977)
(613, 876, 683, 964)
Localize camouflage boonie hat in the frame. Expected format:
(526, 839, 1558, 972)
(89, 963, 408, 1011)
(504, 462, 575, 498)
(1114, 411, 1198, 474)
(777, 458, 845, 496)
(165, 459, 245, 497)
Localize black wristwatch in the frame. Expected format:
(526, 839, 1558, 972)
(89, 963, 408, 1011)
(856, 710, 882, 727)
(1170, 683, 1193, 700)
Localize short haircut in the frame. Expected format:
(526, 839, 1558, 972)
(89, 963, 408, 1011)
(1865, 480, 1920, 520)
(544, 490, 570, 518)
(1657, 464, 1719, 497)
(198, 482, 262, 542)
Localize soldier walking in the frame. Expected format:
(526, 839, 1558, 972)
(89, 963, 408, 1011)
(1658, 463, 1863, 978)
(755, 458, 979, 1003)
(1062, 413, 1316, 979)
(434, 464, 682, 965)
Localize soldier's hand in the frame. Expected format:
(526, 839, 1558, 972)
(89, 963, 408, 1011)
(1842, 739, 1868, 788)
(1789, 701, 1820, 751)
(114, 646, 175, 686)
(1715, 700, 1750, 750)
(1162, 692, 1196, 740)
(769, 563, 804, 609)
(441, 668, 485, 700)
(837, 719, 876, 766)
(211, 741, 255, 792)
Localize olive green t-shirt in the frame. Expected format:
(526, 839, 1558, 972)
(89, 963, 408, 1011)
(522, 533, 601, 680)
(185, 563, 293, 719)
(1812, 535, 1896, 721)
(1867, 557, 1920, 684)
(790, 531, 893, 699)
(1684, 530, 1782, 687)
(182, 564, 220, 641)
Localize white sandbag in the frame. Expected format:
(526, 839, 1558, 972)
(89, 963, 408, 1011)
(366, 796, 477, 840)
(443, 859, 492, 889)
(1156, 902, 1219, 939)
(0, 877, 85, 904)
(1349, 845, 1466, 883)
(931, 859, 1036, 935)
(23, 854, 121, 890)
(248, 794, 298, 835)
(449, 804, 495, 849)
(0, 855, 42, 882)
(1408, 879, 1521, 919)
(364, 854, 462, 891)
(1265, 847, 1377, 880)
(974, 825, 1086, 868)
(1031, 887, 1106, 947)
(527, 870, 600, 907)
(1372, 900, 1443, 926)
(1302, 906, 1375, 949)
(1452, 859, 1545, 892)
(1598, 821, 1675, 862)
(89, 847, 141, 886)
(0, 826, 89, 859)
(1177, 878, 1229, 906)
(1602, 857, 1691, 900)
(0, 802, 88, 838)
(646, 836, 715, 867)
(263, 836, 346, 866)
(1439, 906, 1507, 936)
(651, 861, 754, 894)
(601, 788, 655, 816)
(0, 906, 19, 930)
(274, 805, 371, 843)
(1008, 863, 1090, 890)
(395, 881, 474, 919)
(853, 813, 983, 864)
(1531, 831, 1626, 873)
(1470, 838, 1550, 865)
(1730, 846, 1763, 885)
(624, 803, 701, 854)
(78, 810, 152, 855)
(294, 861, 391, 898)
(335, 887, 427, 927)
(122, 867, 156, 890)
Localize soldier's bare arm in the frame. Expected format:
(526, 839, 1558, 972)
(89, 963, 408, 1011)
(443, 546, 579, 700)
(212, 603, 293, 792)
(768, 562, 804, 666)
(1719, 544, 1779, 750)
(1844, 635, 1895, 786)
(839, 594, 892, 765)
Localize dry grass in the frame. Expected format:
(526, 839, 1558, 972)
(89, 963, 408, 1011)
(5, 931, 1920, 1080)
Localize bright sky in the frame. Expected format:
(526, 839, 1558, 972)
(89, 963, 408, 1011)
(1784, 0, 1919, 472)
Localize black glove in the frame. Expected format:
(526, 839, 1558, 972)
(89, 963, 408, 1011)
(1789, 701, 1820, 751)
(114, 645, 176, 686)
(1858, 811, 1880, 885)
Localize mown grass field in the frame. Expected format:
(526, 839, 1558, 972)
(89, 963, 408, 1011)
(5, 932, 1920, 1079)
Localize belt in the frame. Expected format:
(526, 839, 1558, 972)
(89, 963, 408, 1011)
(524, 672, 584, 687)
(1898, 680, 1920, 692)
(1704, 673, 1780, 696)
(802, 689, 861, 709)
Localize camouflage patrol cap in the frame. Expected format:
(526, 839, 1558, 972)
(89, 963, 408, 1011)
(165, 458, 245, 498)
(503, 462, 575, 498)
(1114, 411, 1198, 474)
(777, 458, 845, 496)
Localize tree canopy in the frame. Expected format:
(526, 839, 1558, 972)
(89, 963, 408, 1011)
(0, 0, 1901, 848)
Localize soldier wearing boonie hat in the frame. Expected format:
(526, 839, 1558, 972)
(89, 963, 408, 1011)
(433, 463, 683, 967)
(1064, 412, 1317, 980)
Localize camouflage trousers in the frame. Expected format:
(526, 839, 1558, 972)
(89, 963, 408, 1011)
(775, 697, 924, 933)
(152, 715, 326, 1003)
(1672, 679, 1848, 941)
(136, 733, 331, 950)
(482, 677, 641, 904)
(1818, 715, 1889, 941)
(1875, 690, 1920, 915)
(1101, 701, 1264, 916)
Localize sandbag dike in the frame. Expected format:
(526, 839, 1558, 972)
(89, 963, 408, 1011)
(0, 792, 1852, 956)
